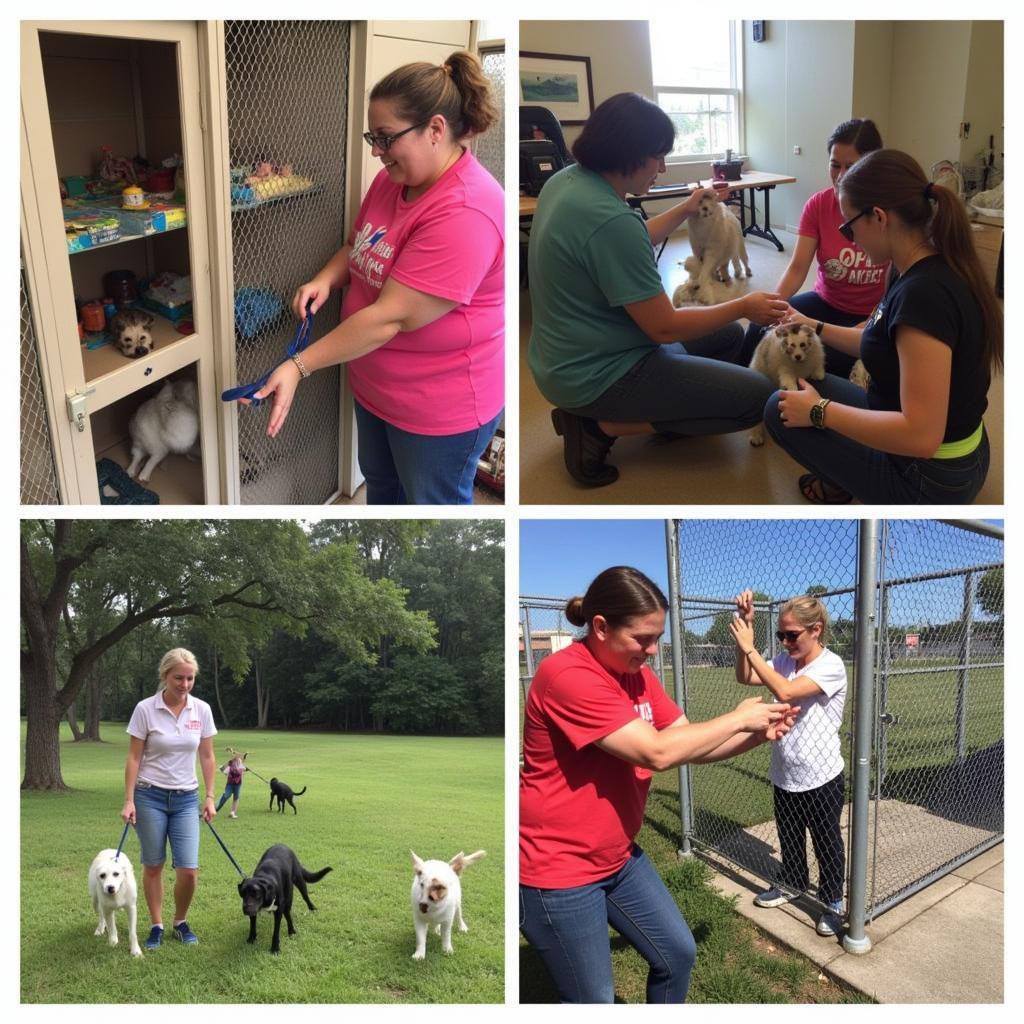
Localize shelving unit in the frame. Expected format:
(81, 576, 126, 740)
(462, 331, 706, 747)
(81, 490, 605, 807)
(20, 20, 219, 504)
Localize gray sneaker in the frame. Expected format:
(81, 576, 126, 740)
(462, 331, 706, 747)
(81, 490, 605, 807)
(753, 886, 795, 908)
(816, 900, 844, 936)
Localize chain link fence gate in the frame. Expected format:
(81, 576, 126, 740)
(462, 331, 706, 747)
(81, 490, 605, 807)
(519, 520, 1003, 951)
(224, 21, 349, 503)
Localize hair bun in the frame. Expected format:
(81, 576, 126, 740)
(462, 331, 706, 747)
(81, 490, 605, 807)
(565, 597, 586, 628)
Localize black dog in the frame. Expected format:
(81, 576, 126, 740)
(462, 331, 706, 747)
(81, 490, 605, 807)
(269, 777, 306, 814)
(238, 844, 332, 953)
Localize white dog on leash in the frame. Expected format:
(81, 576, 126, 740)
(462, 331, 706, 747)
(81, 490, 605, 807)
(88, 849, 143, 957)
(410, 849, 486, 960)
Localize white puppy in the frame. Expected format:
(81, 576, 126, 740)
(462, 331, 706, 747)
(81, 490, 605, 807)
(127, 379, 200, 482)
(687, 191, 752, 284)
(88, 849, 142, 957)
(748, 323, 826, 446)
(410, 849, 486, 960)
(672, 254, 750, 308)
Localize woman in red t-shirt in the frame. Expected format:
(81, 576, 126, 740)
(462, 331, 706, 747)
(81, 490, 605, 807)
(739, 119, 888, 378)
(520, 567, 799, 1003)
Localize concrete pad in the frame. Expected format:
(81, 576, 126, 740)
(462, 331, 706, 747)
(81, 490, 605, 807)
(951, 843, 1003, 881)
(973, 862, 1003, 893)
(826, 883, 1003, 1003)
(859, 873, 964, 942)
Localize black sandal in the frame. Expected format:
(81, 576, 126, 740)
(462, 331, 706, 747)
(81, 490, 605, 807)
(798, 473, 852, 504)
(551, 408, 618, 487)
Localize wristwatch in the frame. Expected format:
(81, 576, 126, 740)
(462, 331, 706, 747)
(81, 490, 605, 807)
(814, 320, 825, 336)
(810, 398, 832, 429)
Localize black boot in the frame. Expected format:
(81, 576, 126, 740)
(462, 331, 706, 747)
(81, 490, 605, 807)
(551, 408, 618, 486)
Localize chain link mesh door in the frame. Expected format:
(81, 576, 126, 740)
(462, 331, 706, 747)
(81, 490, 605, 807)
(868, 520, 1003, 915)
(676, 520, 858, 914)
(225, 21, 350, 504)
(20, 264, 62, 505)
(476, 49, 505, 188)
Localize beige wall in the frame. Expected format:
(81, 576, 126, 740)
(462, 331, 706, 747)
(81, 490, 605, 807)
(887, 21, 972, 173)
(743, 21, 856, 232)
(960, 21, 1004, 174)
(852, 21, 894, 142)
(519, 20, 653, 152)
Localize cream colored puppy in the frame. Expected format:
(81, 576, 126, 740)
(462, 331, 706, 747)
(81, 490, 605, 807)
(410, 849, 486, 960)
(688, 191, 752, 283)
(88, 849, 143, 957)
(749, 323, 826, 446)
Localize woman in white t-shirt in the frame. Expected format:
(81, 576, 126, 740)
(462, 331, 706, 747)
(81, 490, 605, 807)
(121, 648, 218, 949)
(729, 591, 848, 937)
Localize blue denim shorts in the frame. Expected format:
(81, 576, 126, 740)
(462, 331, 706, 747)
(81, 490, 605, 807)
(134, 783, 200, 869)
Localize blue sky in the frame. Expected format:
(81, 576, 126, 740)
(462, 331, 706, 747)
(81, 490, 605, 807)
(520, 519, 1003, 627)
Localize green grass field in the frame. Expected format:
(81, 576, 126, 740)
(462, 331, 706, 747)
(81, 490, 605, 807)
(21, 724, 503, 1003)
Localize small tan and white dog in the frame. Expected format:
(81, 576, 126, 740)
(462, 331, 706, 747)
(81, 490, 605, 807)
(109, 309, 156, 360)
(126, 378, 200, 482)
(410, 849, 486, 960)
(672, 254, 750, 308)
(88, 849, 142, 957)
(688, 191, 752, 284)
(748, 323, 826, 446)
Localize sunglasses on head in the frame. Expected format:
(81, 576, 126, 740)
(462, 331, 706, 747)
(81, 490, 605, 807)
(838, 207, 874, 242)
(776, 628, 809, 642)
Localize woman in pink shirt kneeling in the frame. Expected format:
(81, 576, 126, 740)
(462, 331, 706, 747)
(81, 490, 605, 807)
(739, 119, 888, 377)
(255, 52, 504, 505)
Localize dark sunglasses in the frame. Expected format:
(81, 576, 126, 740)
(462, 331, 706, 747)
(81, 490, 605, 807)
(776, 628, 810, 642)
(838, 207, 873, 242)
(362, 120, 429, 151)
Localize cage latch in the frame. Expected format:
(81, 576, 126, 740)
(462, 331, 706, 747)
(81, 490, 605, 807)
(66, 387, 95, 433)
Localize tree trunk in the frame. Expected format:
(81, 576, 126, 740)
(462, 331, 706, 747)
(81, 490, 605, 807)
(22, 646, 67, 791)
(211, 648, 230, 727)
(83, 664, 103, 741)
(255, 658, 270, 729)
(66, 699, 83, 742)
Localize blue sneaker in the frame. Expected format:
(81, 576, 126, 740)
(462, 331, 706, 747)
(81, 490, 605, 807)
(144, 925, 164, 949)
(753, 886, 795, 908)
(173, 921, 198, 945)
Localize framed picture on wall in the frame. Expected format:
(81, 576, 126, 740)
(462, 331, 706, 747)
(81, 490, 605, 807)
(519, 51, 595, 125)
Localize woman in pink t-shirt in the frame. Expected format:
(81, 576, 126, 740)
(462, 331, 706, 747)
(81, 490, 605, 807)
(740, 119, 888, 377)
(252, 52, 504, 505)
(520, 567, 799, 1002)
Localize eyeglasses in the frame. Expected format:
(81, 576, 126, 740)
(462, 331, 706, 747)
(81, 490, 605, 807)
(838, 207, 873, 242)
(362, 121, 429, 151)
(776, 628, 810, 643)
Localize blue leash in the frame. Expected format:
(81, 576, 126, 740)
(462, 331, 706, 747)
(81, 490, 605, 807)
(205, 819, 248, 879)
(114, 820, 132, 861)
(221, 304, 314, 407)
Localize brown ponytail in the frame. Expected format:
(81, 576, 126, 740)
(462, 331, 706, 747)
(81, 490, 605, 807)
(565, 567, 669, 634)
(841, 148, 1003, 373)
(370, 50, 497, 140)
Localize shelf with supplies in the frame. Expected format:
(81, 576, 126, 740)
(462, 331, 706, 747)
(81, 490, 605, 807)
(64, 198, 188, 254)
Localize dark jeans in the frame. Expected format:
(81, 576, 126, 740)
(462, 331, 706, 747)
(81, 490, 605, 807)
(354, 401, 503, 505)
(773, 773, 846, 904)
(520, 846, 696, 1004)
(764, 375, 990, 504)
(567, 323, 774, 435)
(740, 290, 867, 378)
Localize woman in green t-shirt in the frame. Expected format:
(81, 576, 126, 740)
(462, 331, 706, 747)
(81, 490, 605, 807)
(527, 92, 788, 487)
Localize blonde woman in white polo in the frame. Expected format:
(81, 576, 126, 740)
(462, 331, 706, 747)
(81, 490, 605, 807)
(121, 648, 218, 949)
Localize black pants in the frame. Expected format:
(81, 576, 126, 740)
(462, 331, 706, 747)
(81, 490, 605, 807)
(773, 772, 845, 903)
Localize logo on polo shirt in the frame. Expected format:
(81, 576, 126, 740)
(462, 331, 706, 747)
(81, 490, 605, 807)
(635, 700, 653, 724)
(187, 719, 202, 730)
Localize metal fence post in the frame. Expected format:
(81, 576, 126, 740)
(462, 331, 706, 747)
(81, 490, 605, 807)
(665, 519, 693, 857)
(521, 604, 536, 708)
(956, 571, 975, 766)
(877, 578, 890, 790)
(843, 519, 880, 955)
